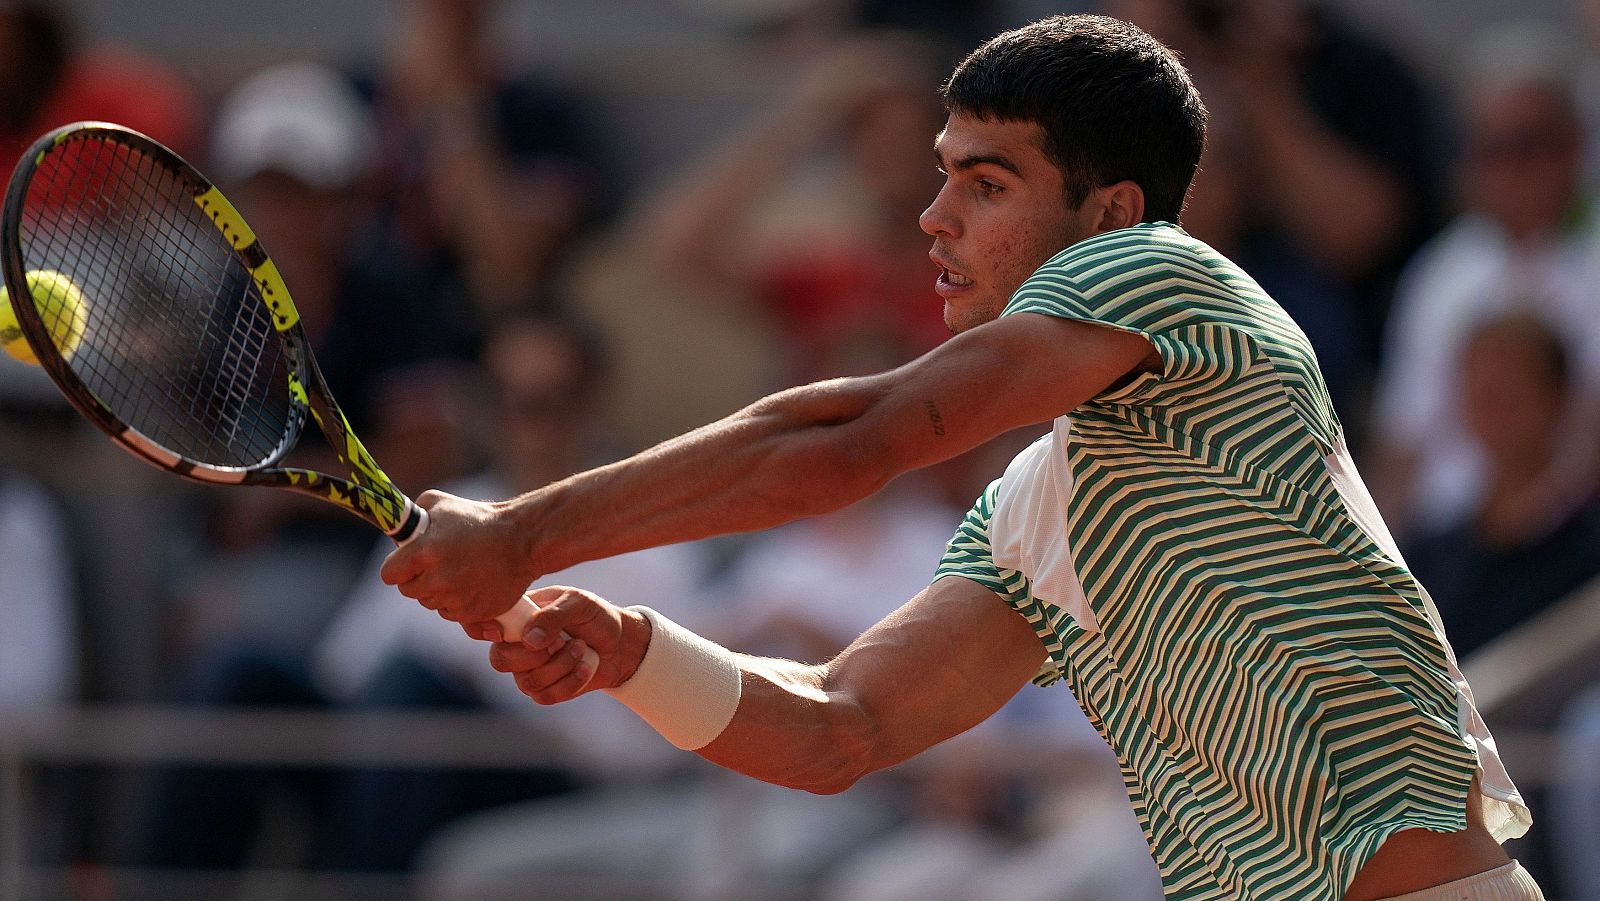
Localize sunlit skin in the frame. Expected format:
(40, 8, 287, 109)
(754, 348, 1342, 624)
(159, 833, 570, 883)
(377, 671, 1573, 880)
(922, 113, 1107, 334)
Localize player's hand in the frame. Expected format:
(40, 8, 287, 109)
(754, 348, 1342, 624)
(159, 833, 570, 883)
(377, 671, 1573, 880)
(476, 586, 652, 705)
(380, 489, 539, 625)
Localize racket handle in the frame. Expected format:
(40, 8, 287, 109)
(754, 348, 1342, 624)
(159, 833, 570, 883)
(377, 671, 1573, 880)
(495, 597, 539, 643)
(394, 503, 430, 545)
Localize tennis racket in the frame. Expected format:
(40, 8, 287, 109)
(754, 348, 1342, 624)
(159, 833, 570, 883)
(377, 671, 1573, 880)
(2, 121, 535, 637)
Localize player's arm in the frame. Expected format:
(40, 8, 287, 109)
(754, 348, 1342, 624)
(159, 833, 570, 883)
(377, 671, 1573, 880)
(486, 576, 1046, 792)
(383, 312, 1154, 624)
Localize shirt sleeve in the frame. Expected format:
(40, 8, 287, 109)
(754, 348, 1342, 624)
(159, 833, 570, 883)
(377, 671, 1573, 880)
(934, 479, 1067, 687)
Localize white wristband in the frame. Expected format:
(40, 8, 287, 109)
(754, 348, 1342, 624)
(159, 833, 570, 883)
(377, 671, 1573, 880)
(604, 606, 742, 750)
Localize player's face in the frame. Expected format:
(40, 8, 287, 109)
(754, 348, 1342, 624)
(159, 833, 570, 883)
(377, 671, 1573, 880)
(920, 113, 1092, 333)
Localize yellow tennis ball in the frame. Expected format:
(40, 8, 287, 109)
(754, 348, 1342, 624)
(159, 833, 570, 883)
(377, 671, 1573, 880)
(0, 269, 86, 366)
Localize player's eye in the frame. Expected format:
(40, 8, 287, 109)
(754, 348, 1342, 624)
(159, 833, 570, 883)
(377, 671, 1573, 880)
(976, 180, 1003, 197)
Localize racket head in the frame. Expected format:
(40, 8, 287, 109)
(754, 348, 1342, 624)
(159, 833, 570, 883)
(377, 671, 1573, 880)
(2, 121, 422, 539)
(2, 122, 306, 474)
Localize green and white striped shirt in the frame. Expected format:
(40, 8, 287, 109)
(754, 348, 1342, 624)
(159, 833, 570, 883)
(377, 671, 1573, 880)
(936, 223, 1530, 901)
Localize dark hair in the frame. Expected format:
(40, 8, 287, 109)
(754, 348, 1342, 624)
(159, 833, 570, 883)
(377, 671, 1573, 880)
(941, 15, 1207, 224)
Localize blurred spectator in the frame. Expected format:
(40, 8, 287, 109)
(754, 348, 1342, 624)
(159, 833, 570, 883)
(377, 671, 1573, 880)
(0, 2, 205, 407)
(136, 313, 682, 874)
(1109, 0, 1442, 370)
(1180, 93, 1366, 418)
(358, 0, 614, 321)
(1404, 313, 1600, 658)
(210, 60, 479, 439)
(1370, 39, 1600, 539)
(640, 30, 950, 381)
(0, 468, 77, 709)
(0, 1, 200, 163)
(314, 312, 709, 769)
(0, 460, 111, 879)
(170, 61, 456, 657)
(1554, 680, 1600, 901)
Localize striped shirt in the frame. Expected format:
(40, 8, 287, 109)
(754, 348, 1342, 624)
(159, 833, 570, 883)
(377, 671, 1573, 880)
(936, 223, 1531, 901)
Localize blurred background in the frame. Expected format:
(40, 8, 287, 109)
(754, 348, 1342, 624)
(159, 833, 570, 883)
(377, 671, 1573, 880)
(1, 0, 1598, 898)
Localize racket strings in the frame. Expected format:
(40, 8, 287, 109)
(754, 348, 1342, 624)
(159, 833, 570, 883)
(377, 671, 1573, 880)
(19, 134, 297, 469)
(92, 141, 281, 458)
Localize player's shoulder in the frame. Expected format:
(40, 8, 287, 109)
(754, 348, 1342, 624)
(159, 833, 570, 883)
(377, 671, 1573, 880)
(1037, 222, 1218, 280)
(1015, 222, 1228, 308)
(1007, 222, 1235, 321)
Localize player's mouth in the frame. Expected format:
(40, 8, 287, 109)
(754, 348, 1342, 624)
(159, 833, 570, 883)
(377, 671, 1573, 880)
(933, 259, 974, 297)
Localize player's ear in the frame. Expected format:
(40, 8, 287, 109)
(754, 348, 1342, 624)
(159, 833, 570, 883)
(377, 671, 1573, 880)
(1093, 180, 1146, 232)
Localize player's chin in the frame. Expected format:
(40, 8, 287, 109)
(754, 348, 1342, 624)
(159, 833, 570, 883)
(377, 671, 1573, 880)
(943, 299, 999, 335)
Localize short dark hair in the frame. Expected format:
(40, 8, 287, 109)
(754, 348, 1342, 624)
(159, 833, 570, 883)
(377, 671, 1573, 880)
(941, 15, 1207, 224)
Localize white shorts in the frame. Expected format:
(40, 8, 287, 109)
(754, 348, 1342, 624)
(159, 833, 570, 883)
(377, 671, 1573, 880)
(1376, 861, 1544, 901)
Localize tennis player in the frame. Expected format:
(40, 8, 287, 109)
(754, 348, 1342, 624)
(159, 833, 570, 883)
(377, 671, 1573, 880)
(382, 15, 1540, 901)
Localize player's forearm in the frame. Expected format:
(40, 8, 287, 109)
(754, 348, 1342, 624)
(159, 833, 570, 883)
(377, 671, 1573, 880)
(599, 607, 881, 793)
(602, 583, 1046, 795)
(508, 380, 898, 576)
(696, 657, 879, 794)
(686, 588, 1038, 793)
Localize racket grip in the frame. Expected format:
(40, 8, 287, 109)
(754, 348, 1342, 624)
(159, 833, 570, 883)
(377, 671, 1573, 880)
(489, 597, 592, 689)
(394, 504, 430, 545)
(495, 597, 539, 643)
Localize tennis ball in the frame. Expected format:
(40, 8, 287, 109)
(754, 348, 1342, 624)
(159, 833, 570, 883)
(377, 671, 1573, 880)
(0, 269, 86, 365)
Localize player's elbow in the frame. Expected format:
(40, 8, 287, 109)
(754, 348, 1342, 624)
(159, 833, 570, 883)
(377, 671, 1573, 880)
(740, 686, 879, 795)
(752, 387, 905, 516)
(700, 660, 884, 794)
(792, 691, 880, 795)
(794, 432, 900, 513)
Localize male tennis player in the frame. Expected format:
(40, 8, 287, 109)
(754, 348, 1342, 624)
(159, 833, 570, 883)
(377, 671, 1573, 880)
(383, 15, 1539, 901)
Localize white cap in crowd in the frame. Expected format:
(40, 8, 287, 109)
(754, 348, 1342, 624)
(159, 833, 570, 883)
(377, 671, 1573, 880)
(210, 61, 376, 191)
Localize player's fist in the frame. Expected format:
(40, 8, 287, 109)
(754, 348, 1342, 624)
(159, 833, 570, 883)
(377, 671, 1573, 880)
(381, 489, 540, 625)
(481, 586, 652, 705)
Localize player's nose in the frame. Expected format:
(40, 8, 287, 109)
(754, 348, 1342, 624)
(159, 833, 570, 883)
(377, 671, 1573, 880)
(919, 186, 960, 238)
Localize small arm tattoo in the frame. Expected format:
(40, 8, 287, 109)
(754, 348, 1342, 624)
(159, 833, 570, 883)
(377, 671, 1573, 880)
(923, 400, 946, 437)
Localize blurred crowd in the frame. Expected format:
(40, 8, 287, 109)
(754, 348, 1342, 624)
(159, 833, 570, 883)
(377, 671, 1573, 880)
(1, 0, 1598, 898)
